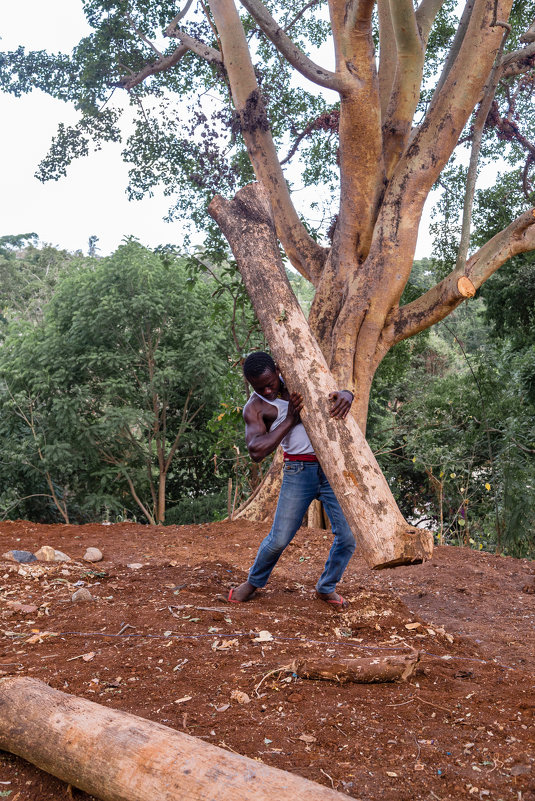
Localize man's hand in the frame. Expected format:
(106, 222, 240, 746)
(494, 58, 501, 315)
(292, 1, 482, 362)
(287, 391, 304, 424)
(328, 390, 353, 419)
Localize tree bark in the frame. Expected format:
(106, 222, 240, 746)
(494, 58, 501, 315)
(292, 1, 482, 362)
(0, 677, 350, 801)
(291, 650, 420, 683)
(208, 183, 433, 569)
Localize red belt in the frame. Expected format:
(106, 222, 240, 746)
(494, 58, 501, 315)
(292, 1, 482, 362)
(283, 452, 318, 462)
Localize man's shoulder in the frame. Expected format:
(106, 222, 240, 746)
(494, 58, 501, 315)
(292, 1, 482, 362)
(243, 393, 263, 418)
(243, 393, 274, 420)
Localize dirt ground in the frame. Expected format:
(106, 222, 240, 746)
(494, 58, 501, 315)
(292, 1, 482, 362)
(0, 519, 534, 801)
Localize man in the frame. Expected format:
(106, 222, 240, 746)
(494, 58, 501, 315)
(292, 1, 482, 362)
(229, 351, 356, 608)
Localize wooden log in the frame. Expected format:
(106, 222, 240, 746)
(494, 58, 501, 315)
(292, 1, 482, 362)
(209, 183, 433, 568)
(0, 677, 350, 801)
(291, 651, 420, 683)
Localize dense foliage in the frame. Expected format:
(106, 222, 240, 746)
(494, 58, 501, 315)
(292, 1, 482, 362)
(0, 240, 261, 524)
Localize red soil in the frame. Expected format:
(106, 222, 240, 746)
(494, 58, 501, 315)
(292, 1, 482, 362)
(1, 519, 534, 801)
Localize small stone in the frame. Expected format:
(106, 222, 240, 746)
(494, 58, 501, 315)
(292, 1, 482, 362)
(127, 563, 143, 570)
(2, 550, 37, 563)
(230, 689, 251, 704)
(6, 601, 38, 613)
(84, 547, 103, 563)
(35, 546, 56, 562)
(54, 550, 71, 562)
(71, 588, 93, 603)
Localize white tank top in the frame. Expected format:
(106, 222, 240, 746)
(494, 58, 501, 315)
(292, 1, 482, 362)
(247, 391, 315, 455)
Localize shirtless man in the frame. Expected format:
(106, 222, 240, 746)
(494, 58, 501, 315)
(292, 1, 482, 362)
(228, 351, 356, 608)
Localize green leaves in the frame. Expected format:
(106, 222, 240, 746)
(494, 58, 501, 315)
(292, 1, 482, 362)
(0, 239, 249, 524)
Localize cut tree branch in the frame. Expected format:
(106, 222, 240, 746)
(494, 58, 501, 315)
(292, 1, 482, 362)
(389, 208, 535, 344)
(237, 0, 341, 91)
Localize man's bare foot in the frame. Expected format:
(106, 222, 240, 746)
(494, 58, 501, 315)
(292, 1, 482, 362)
(228, 581, 258, 603)
(315, 590, 348, 609)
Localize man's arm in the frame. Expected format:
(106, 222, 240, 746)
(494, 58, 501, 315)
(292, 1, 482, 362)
(244, 393, 303, 462)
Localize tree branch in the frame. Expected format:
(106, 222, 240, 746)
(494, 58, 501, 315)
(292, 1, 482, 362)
(455, 24, 510, 272)
(393, 0, 514, 209)
(237, 0, 341, 91)
(499, 41, 535, 79)
(415, 0, 447, 44)
(208, 0, 327, 283)
(389, 208, 535, 344)
(119, 44, 190, 90)
(125, 12, 162, 57)
(520, 19, 535, 42)
(123, 469, 156, 525)
(283, 0, 320, 32)
(431, 0, 475, 100)
(377, 0, 396, 121)
(382, 0, 425, 177)
(327, 0, 385, 267)
(165, 28, 223, 65)
(165, 0, 197, 31)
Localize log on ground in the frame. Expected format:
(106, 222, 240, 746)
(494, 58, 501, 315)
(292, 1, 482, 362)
(0, 676, 350, 801)
(291, 650, 420, 683)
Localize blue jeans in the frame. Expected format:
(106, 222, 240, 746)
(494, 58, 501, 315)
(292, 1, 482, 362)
(248, 461, 356, 594)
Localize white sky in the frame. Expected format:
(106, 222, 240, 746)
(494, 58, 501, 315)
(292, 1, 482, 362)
(0, 1, 438, 258)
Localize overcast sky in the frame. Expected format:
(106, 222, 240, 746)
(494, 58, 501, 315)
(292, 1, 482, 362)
(0, 1, 437, 259)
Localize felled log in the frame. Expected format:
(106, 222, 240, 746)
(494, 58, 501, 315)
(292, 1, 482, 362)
(0, 677, 349, 801)
(291, 650, 419, 683)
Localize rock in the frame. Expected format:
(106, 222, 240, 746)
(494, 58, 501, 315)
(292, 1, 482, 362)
(230, 690, 251, 705)
(35, 545, 56, 562)
(127, 563, 143, 570)
(83, 547, 103, 563)
(71, 588, 93, 603)
(6, 601, 38, 613)
(54, 550, 71, 562)
(2, 550, 37, 563)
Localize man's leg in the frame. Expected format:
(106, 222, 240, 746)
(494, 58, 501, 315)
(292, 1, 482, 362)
(315, 466, 356, 603)
(230, 462, 316, 601)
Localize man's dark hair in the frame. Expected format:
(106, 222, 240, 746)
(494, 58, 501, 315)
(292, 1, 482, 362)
(243, 351, 276, 380)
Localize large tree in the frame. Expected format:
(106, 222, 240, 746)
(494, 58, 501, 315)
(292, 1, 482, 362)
(2, 0, 534, 566)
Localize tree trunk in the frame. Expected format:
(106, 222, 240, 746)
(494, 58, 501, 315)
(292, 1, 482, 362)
(0, 677, 349, 801)
(209, 183, 433, 569)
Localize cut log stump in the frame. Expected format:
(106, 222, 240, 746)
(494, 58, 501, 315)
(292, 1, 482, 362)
(0, 676, 350, 801)
(291, 650, 420, 684)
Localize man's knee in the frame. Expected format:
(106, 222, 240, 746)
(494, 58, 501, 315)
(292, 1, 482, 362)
(339, 528, 356, 552)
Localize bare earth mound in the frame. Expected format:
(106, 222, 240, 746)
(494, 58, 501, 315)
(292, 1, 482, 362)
(1, 520, 534, 801)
